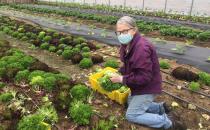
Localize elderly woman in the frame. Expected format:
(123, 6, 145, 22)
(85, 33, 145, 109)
(110, 16, 186, 130)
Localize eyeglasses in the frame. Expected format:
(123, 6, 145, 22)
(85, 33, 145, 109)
(115, 28, 134, 36)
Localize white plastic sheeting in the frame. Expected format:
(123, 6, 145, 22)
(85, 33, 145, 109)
(38, 0, 210, 16)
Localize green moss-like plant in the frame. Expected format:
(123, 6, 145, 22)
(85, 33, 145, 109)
(29, 75, 57, 91)
(30, 76, 45, 89)
(37, 104, 58, 124)
(26, 32, 33, 38)
(43, 36, 52, 43)
(20, 55, 35, 68)
(55, 73, 70, 86)
(28, 71, 62, 91)
(64, 46, 73, 50)
(28, 70, 45, 81)
(53, 32, 59, 38)
(70, 84, 91, 101)
(48, 46, 57, 52)
(0, 68, 6, 78)
(93, 119, 115, 130)
(38, 31, 46, 40)
(58, 44, 67, 50)
(96, 44, 101, 49)
(159, 60, 170, 69)
(82, 52, 90, 58)
(3, 27, 10, 34)
(81, 42, 88, 48)
(75, 44, 82, 49)
(17, 33, 25, 39)
(56, 49, 63, 55)
(82, 46, 90, 52)
(62, 49, 74, 59)
(17, 114, 50, 130)
(6, 62, 25, 79)
(43, 76, 57, 91)
(198, 72, 210, 86)
(72, 48, 80, 55)
(79, 58, 93, 69)
(69, 101, 92, 125)
(56, 90, 70, 110)
(8, 30, 13, 35)
(12, 31, 19, 38)
(30, 33, 37, 39)
(0, 92, 13, 102)
(197, 31, 210, 41)
(104, 59, 119, 68)
(73, 37, 86, 44)
(15, 69, 30, 83)
(0, 82, 6, 88)
(0, 61, 6, 68)
(40, 43, 50, 50)
(189, 82, 200, 91)
(59, 36, 72, 44)
(17, 27, 24, 33)
(20, 36, 28, 41)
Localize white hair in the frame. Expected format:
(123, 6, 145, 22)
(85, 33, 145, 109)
(117, 16, 137, 29)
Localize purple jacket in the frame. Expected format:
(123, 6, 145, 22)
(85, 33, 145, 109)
(119, 32, 162, 95)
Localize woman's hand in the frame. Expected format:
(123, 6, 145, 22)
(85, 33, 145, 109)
(110, 75, 123, 83)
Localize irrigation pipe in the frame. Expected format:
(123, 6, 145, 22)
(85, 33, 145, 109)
(163, 80, 210, 98)
(162, 90, 210, 114)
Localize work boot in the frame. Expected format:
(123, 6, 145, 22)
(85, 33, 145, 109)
(160, 102, 171, 115)
(167, 112, 187, 130)
(163, 102, 171, 114)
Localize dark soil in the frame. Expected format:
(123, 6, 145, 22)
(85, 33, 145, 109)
(171, 66, 199, 82)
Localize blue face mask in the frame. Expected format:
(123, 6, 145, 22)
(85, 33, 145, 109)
(117, 33, 133, 45)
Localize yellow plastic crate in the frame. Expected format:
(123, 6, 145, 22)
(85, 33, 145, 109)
(89, 67, 130, 104)
(114, 89, 130, 104)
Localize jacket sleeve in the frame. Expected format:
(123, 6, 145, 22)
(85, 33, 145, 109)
(118, 65, 125, 74)
(122, 46, 153, 87)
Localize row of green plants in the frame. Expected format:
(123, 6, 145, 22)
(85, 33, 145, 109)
(0, 47, 65, 129)
(0, 88, 58, 130)
(6, 4, 210, 42)
(0, 16, 107, 69)
(36, 1, 210, 24)
(0, 49, 70, 91)
(0, 19, 120, 130)
(0, 47, 114, 129)
(159, 59, 210, 91)
(0, 16, 123, 70)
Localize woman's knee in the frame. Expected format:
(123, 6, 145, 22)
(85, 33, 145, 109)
(126, 113, 135, 122)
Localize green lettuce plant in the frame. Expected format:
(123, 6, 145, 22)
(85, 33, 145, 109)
(68, 101, 92, 125)
(70, 84, 91, 102)
(188, 82, 200, 91)
(104, 59, 119, 68)
(159, 60, 170, 69)
(79, 58, 93, 69)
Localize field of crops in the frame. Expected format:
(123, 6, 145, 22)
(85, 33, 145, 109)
(0, 2, 210, 130)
